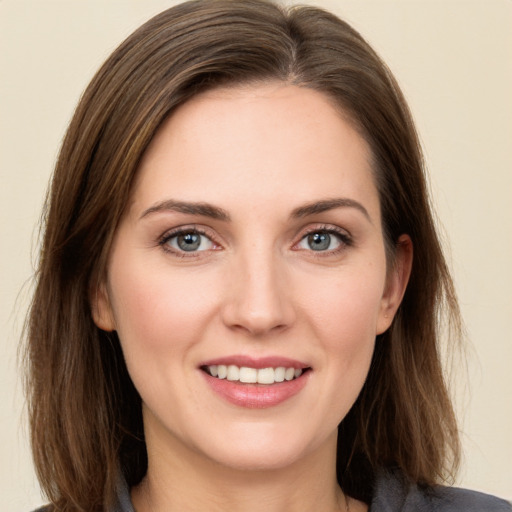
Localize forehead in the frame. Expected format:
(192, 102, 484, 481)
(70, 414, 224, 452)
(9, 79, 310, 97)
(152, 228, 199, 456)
(131, 83, 379, 221)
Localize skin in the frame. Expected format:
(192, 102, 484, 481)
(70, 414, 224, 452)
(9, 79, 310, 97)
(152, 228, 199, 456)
(93, 83, 412, 512)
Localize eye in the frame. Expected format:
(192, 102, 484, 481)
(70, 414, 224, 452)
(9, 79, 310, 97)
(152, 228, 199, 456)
(296, 229, 349, 252)
(162, 230, 215, 253)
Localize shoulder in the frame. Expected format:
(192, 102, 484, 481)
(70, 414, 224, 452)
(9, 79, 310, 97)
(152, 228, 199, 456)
(431, 486, 512, 511)
(370, 468, 511, 512)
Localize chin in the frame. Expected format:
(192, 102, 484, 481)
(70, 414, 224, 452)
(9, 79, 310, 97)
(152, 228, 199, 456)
(206, 444, 309, 472)
(190, 422, 335, 473)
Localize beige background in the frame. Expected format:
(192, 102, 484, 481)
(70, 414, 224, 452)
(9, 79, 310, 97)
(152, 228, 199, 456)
(1, 0, 511, 509)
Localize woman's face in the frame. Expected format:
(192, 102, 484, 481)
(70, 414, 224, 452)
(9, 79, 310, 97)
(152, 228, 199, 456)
(93, 83, 409, 472)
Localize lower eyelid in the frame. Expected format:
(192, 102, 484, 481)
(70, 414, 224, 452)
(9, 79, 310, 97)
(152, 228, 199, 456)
(158, 226, 351, 255)
(297, 227, 351, 244)
(158, 227, 219, 253)
(170, 233, 213, 251)
(299, 234, 345, 250)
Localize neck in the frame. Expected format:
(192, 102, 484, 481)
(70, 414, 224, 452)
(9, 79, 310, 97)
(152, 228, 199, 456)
(132, 424, 349, 512)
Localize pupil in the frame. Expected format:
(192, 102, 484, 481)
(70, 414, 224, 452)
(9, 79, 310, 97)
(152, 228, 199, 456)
(308, 232, 330, 251)
(178, 233, 201, 251)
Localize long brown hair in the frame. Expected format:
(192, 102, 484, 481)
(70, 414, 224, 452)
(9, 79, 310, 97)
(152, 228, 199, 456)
(24, 0, 461, 509)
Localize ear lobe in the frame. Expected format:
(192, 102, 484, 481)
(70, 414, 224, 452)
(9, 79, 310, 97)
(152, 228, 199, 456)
(376, 234, 413, 334)
(90, 280, 116, 332)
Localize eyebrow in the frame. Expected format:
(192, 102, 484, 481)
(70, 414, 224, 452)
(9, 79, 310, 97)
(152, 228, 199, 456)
(139, 197, 371, 223)
(139, 200, 231, 221)
(290, 198, 371, 222)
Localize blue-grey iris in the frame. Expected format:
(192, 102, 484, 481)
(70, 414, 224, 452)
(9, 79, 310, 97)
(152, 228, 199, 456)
(177, 233, 201, 251)
(308, 232, 331, 251)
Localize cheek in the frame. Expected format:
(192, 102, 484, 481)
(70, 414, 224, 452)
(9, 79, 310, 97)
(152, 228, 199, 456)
(106, 262, 224, 422)
(302, 262, 386, 348)
(296, 263, 385, 407)
(107, 258, 219, 365)
(315, 284, 379, 381)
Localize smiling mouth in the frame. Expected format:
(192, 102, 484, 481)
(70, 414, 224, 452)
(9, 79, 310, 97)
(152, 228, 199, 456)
(201, 365, 310, 385)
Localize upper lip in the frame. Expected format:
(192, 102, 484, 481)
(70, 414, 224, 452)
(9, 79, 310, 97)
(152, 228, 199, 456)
(199, 355, 310, 370)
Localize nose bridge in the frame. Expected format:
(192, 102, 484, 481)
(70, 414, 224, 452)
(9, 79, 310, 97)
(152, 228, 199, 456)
(222, 238, 294, 335)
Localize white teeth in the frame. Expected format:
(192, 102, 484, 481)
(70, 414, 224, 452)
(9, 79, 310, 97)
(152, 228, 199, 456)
(284, 367, 295, 381)
(217, 365, 227, 379)
(206, 365, 305, 384)
(274, 367, 285, 382)
(239, 367, 258, 383)
(257, 367, 275, 384)
(227, 365, 239, 381)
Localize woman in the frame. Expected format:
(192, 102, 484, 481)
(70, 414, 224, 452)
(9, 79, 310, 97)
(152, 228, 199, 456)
(24, 1, 510, 511)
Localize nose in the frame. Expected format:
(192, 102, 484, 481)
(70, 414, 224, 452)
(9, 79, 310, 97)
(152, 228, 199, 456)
(221, 248, 295, 337)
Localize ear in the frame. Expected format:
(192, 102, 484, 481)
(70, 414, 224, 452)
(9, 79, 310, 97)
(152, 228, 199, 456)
(90, 279, 116, 332)
(376, 234, 413, 335)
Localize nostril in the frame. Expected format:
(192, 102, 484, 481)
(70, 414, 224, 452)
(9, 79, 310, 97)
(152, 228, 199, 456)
(220, 274, 296, 335)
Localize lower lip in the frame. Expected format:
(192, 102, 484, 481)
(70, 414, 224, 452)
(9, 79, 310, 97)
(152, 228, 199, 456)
(201, 371, 310, 409)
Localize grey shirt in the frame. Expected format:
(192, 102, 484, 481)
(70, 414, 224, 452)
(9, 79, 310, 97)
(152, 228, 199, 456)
(369, 469, 511, 511)
(35, 469, 511, 511)
(110, 469, 511, 512)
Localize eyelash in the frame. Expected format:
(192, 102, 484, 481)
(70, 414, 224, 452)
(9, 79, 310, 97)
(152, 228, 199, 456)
(294, 224, 353, 256)
(158, 226, 219, 257)
(157, 224, 353, 257)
